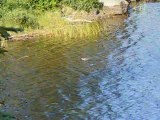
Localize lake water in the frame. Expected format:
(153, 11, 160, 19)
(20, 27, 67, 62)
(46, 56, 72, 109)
(1, 2, 160, 120)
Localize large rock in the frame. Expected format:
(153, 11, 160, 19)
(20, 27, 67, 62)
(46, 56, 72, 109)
(99, 0, 129, 14)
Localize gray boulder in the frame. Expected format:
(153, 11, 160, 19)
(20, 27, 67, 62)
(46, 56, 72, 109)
(99, 0, 129, 14)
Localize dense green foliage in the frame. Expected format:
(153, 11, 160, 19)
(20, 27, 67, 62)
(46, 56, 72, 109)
(61, 0, 103, 12)
(0, 0, 103, 11)
(0, 0, 103, 29)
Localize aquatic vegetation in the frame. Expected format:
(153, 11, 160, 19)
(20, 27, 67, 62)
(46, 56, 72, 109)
(0, 111, 15, 120)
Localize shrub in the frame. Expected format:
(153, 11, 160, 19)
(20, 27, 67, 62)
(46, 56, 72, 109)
(1, 9, 39, 29)
(62, 0, 103, 12)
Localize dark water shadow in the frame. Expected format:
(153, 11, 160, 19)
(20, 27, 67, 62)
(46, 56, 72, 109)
(0, 47, 8, 55)
(0, 26, 23, 55)
(0, 26, 23, 40)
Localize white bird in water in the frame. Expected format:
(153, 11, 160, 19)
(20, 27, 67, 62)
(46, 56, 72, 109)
(81, 57, 90, 61)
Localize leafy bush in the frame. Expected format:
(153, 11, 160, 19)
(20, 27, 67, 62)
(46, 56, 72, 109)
(0, 0, 103, 11)
(14, 11, 39, 29)
(62, 0, 103, 12)
(28, 0, 61, 10)
(1, 9, 39, 29)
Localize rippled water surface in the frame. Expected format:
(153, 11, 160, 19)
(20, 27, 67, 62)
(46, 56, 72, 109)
(1, 2, 160, 120)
